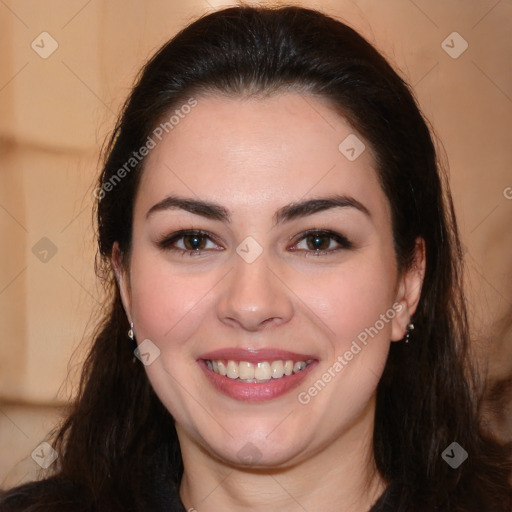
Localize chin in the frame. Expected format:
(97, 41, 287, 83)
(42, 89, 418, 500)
(197, 425, 313, 470)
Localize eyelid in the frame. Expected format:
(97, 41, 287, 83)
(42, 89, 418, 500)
(288, 229, 354, 254)
(156, 228, 354, 256)
(156, 229, 224, 252)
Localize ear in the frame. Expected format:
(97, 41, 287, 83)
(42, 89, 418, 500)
(390, 238, 426, 342)
(111, 241, 132, 324)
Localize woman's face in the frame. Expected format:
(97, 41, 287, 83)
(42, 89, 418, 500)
(114, 92, 422, 469)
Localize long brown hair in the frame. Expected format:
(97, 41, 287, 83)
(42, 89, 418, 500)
(1, 5, 511, 511)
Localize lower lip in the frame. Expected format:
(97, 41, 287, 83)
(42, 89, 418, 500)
(198, 360, 318, 402)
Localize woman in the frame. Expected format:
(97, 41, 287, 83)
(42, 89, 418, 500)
(1, 5, 511, 511)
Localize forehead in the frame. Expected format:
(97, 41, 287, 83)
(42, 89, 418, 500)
(135, 92, 390, 222)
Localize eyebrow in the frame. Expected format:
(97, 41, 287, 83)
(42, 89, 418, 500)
(145, 194, 371, 224)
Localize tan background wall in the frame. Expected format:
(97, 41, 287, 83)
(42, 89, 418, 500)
(1, 0, 511, 488)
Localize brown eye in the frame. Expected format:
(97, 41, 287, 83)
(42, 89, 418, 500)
(183, 234, 208, 251)
(157, 230, 223, 254)
(292, 230, 354, 255)
(305, 233, 331, 251)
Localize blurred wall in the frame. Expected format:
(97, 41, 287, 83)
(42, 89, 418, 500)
(1, 0, 511, 487)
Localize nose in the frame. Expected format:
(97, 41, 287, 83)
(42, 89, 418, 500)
(216, 251, 294, 332)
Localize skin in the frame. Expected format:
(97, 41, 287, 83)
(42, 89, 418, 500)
(112, 92, 425, 512)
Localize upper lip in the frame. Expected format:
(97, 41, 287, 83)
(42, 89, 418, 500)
(198, 348, 317, 364)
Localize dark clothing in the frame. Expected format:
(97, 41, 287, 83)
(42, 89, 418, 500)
(0, 477, 397, 512)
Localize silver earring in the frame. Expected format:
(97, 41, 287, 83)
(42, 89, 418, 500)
(128, 322, 134, 341)
(404, 322, 414, 343)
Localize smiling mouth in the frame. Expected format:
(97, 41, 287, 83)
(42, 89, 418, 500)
(204, 359, 314, 383)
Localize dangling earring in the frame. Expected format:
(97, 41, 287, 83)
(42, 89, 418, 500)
(404, 322, 414, 343)
(128, 322, 137, 364)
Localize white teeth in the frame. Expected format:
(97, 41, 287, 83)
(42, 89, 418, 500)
(226, 360, 239, 379)
(254, 362, 271, 381)
(293, 361, 307, 373)
(271, 360, 284, 378)
(239, 361, 255, 380)
(217, 361, 227, 376)
(207, 358, 311, 381)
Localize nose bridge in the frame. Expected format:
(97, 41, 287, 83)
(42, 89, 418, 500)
(217, 247, 294, 330)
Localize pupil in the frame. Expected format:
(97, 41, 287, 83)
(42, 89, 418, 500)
(186, 235, 205, 250)
(308, 235, 328, 250)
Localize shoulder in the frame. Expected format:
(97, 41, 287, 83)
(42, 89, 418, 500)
(0, 477, 91, 512)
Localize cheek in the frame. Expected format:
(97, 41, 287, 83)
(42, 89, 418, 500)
(127, 253, 219, 422)
(128, 247, 397, 352)
(291, 260, 397, 349)
(292, 266, 397, 418)
(128, 250, 218, 348)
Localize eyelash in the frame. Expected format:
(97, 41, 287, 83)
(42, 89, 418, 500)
(290, 229, 354, 256)
(156, 229, 354, 257)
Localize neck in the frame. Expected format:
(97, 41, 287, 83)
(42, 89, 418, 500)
(178, 397, 387, 512)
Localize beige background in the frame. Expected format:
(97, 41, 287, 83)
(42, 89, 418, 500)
(1, 0, 511, 488)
